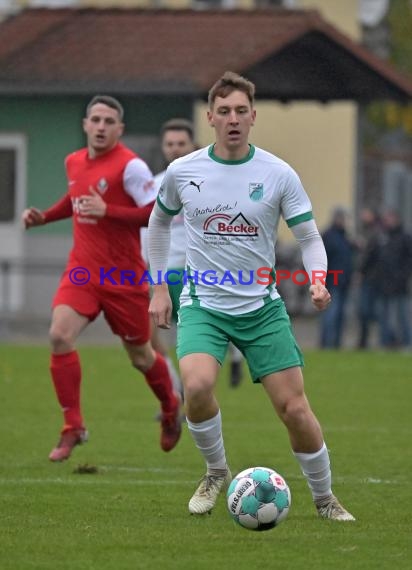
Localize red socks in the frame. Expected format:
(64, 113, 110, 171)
(144, 352, 177, 413)
(50, 350, 176, 432)
(50, 351, 83, 432)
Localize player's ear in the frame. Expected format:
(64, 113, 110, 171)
(82, 117, 88, 133)
(251, 108, 256, 126)
(207, 110, 214, 127)
(119, 122, 125, 136)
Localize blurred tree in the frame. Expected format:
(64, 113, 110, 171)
(365, 0, 412, 139)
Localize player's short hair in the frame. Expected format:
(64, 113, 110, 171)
(86, 95, 124, 120)
(208, 71, 255, 108)
(160, 118, 194, 141)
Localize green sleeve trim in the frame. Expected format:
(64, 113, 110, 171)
(286, 211, 313, 227)
(156, 195, 182, 216)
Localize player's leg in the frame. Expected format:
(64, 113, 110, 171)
(396, 295, 411, 348)
(228, 342, 243, 388)
(102, 289, 181, 452)
(48, 274, 101, 462)
(151, 324, 183, 420)
(150, 269, 184, 420)
(237, 299, 354, 521)
(357, 280, 371, 349)
(150, 268, 185, 420)
(261, 367, 354, 521)
(178, 306, 231, 514)
(181, 353, 231, 514)
(48, 303, 92, 462)
(165, 269, 184, 397)
(122, 340, 182, 452)
(151, 324, 182, 395)
(319, 285, 339, 348)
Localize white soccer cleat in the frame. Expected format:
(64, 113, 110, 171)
(189, 468, 232, 514)
(316, 495, 355, 521)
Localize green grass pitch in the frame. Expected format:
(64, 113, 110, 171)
(0, 345, 411, 570)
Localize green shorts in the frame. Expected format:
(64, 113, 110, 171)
(176, 298, 304, 383)
(166, 268, 184, 323)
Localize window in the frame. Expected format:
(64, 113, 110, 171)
(28, 1, 79, 6)
(0, 150, 15, 222)
(254, 0, 297, 7)
(0, 134, 26, 313)
(192, 0, 238, 10)
(0, 135, 26, 224)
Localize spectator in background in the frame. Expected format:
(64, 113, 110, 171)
(376, 209, 412, 349)
(320, 208, 355, 349)
(356, 208, 381, 349)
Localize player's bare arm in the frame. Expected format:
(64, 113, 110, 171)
(22, 207, 45, 229)
(149, 284, 173, 329)
(78, 187, 107, 218)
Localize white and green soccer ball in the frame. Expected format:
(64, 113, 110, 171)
(227, 466, 291, 531)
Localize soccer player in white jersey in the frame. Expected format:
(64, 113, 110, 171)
(148, 71, 355, 521)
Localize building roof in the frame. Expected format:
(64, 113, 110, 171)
(0, 7, 412, 102)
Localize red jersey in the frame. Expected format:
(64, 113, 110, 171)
(62, 143, 156, 287)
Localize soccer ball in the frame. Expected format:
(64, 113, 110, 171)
(227, 466, 291, 531)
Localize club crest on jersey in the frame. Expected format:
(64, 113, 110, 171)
(143, 179, 155, 193)
(249, 183, 263, 202)
(96, 178, 108, 194)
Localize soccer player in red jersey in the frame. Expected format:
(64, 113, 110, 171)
(22, 95, 181, 461)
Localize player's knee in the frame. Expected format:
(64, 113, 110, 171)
(125, 340, 155, 372)
(132, 358, 148, 372)
(182, 374, 213, 402)
(279, 397, 309, 428)
(131, 350, 155, 373)
(150, 332, 166, 355)
(49, 324, 75, 352)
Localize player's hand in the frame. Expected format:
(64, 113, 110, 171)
(21, 207, 45, 229)
(149, 284, 173, 329)
(309, 280, 331, 311)
(78, 187, 107, 218)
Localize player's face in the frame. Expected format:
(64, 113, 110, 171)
(162, 130, 195, 164)
(83, 103, 124, 157)
(207, 90, 256, 159)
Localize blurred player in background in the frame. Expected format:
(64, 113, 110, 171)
(22, 95, 181, 462)
(142, 118, 244, 398)
(140, 118, 243, 395)
(141, 118, 195, 403)
(148, 72, 354, 522)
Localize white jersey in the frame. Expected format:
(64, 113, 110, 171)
(141, 169, 186, 267)
(157, 145, 313, 314)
